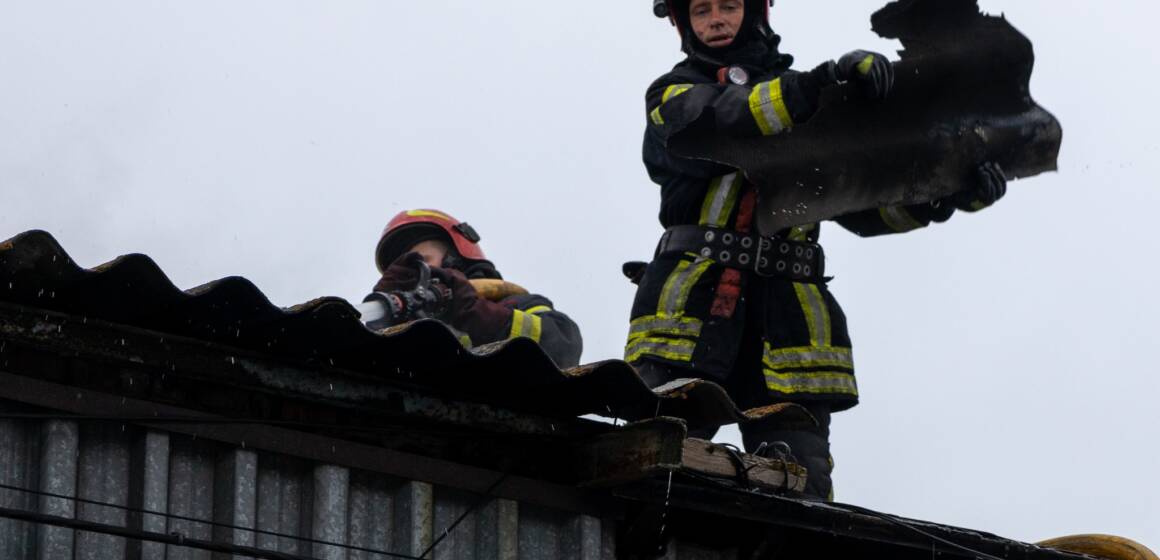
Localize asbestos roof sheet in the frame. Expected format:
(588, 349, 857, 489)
(0, 230, 811, 430)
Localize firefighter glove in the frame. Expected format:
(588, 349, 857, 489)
(950, 162, 1008, 211)
(836, 50, 894, 100)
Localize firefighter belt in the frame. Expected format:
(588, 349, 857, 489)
(657, 225, 825, 283)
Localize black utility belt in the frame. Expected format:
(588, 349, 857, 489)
(657, 225, 825, 283)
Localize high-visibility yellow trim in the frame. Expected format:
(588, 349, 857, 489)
(458, 334, 473, 348)
(969, 200, 988, 211)
(699, 173, 741, 227)
(662, 84, 693, 103)
(788, 223, 817, 242)
(748, 79, 792, 136)
(856, 54, 876, 76)
(764, 344, 853, 370)
(657, 258, 712, 317)
(793, 283, 831, 347)
(406, 210, 452, 221)
(879, 206, 924, 233)
(763, 369, 859, 396)
(625, 336, 696, 363)
(525, 305, 552, 315)
(629, 315, 703, 340)
(508, 309, 543, 343)
(650, 106, 665, 126)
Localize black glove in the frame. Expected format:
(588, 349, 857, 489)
(949, 162, 1008, 212)
(836, 50, 894, 100)
(365, 253, 452, 329)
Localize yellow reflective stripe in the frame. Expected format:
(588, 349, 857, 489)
(508, 310, 543, 343)
(698, 172, 741, 227)
(969, 200, 988, 211)
(458, 334, 473, 348)
(879, 206, 924, 233)
(629, 315, 703, 340)
(793, 283, 831, 347)
(748, 79, 792, 136)
(764, 345, 853, 370)
(406, 210, 452, 221)
(626, 337, 695, 363)
(764, 369, 858, 396)
(788, 223, 816, 242)
(856, 54, 876, 76)
(657, 258, 712, 317)
(525, 305, 553, 315)
(650, 106, 665, 126)
(662, 84, 693, 103)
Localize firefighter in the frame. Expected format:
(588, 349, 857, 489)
(628, 0, 1008, 499)
(369, 209, 583, 368)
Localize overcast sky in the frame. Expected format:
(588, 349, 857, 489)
(2, 0, 1157, 550)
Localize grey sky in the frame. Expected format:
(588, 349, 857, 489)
(2, 0, 1157, 548)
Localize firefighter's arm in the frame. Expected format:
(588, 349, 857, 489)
(646, 65, 835, 143)
(501, 294, 584, 369)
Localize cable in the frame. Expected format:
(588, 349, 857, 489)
(418, 471, 510, 559)
(0, 481, 420, 560)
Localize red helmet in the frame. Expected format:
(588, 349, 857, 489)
(375, 209, 487, 273)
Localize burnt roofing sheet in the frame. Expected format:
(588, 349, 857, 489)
(0, 230, 811, 430)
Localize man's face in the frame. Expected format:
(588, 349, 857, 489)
(409, 239, 451, 267)
(689, 0, 745, 49)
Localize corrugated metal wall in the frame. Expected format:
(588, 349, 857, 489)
(0, 411, 735, 560)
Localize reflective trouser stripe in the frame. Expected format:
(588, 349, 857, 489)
(658, 259, 713, 317)
(699, 173, 741, 227)
(748, 79, 793, 136)
(626, 337, 696, 363)
(629, 315, 703, 340)
(650, 84, 695, 126)
(764, 345, 853, 370)
(879, 206, 924, 232)
(508, 309, 543, 343)
(763, 369, 858, 396)
(793, 283, 832, 347)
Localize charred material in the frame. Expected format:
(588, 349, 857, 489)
(669, 0, 1063, 232)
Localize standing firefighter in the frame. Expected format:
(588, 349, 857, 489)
(628, 0, 1008, 499)
(367, 209, 583, 368)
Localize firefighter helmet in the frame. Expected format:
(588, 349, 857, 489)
(654, 0, 774, 46)
(375, 209, 488, 274)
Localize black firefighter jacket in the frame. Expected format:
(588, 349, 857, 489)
(625, 59, 989, 411)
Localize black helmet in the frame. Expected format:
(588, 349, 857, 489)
(654, 0, 775, 53)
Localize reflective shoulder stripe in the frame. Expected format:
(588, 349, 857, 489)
(764, 344, 853, 370)
(969, 200, 989, 211)
(879, 206, 924, 233)
(658, 258, 714, 317)
(508, 309, 543, 343)
(629, 315, 703, 340)
(662, 83, 694, 103)
(763, 369, 859, 396)
(650, 106, 665, 126)
(650, 84, 695, 127)
(856, 54, 876, 76)
(525, 305, 553, 315)
(458, 334, 473, 348)
(625, 336, 695, 363)
(792, 283, 832, 347)
(699, 172, 741, 227)
(748, 79, 792, 136)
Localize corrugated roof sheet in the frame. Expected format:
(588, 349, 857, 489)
(0, 230, 810, 431)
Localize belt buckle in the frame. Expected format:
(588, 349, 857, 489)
(753, 236, 775, 278)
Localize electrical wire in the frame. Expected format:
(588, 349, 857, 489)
(418, 471, 510, 559)
(0, 481, 420, 560)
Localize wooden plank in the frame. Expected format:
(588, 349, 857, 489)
(679, 439, 807, 493)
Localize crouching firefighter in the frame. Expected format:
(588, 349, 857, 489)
(627, 0, 1008, 499)
(363, 209, 583, 368)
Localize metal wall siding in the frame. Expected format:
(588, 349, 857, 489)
(0, 409, 639, 560)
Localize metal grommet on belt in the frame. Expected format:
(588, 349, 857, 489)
(741, 236, 753, 249)
(779, 243, 790, 254)
(803, 265, 812, 276)
(776, 260, 787, 272)
(722, 233, 734, 245)
(700, 247, 713, 258)
(704, 231, 716, 243)
(793, 263, 802, 275)
(719, 251, 731, 263)
(795, 246, 804, 257)
(759, 257, 769, 268)
(760, 238, 772, 251)
(805, 248, 815, 259)
(738, 253, 751, 265)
